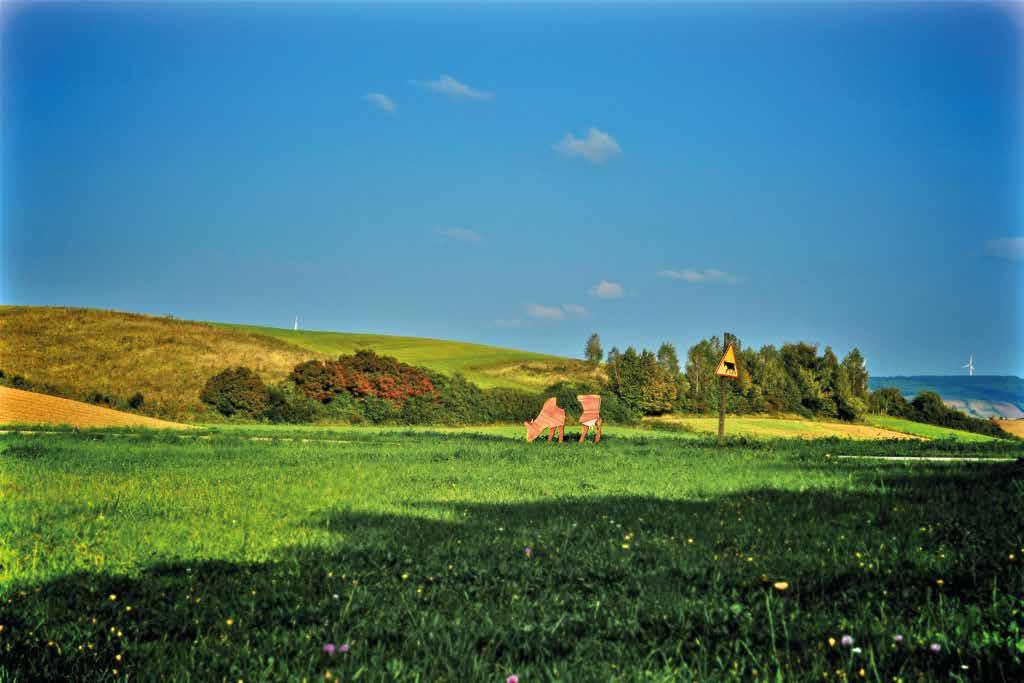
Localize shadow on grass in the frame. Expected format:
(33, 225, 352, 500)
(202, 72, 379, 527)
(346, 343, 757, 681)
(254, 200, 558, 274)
(3, 464, 1023, 681)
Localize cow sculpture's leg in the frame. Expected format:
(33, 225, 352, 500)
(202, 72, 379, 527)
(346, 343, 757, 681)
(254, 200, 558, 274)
(594, 419, 602, 444)
(578, 425, 589, 444)
(558, 425, 564, 442)
(547, 427, 554, 442)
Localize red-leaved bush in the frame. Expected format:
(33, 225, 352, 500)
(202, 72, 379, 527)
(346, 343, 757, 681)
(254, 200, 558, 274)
(290, 350, 436, 405)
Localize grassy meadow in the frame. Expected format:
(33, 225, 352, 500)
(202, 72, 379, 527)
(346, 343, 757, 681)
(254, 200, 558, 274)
(2, 427, 1023, 681)
(864, 415, 1002, 443)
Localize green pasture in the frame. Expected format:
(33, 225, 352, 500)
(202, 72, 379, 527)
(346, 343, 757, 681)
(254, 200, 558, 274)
(217, 323, 589, 390)
(864, 415, 1001, 443)
(2, 428, 1023, 681)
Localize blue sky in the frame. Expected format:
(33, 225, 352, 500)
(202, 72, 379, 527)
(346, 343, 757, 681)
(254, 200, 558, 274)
(3, 2, 1022, 376)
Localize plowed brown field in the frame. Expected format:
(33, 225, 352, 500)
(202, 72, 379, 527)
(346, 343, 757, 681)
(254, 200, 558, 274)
(0, 386, 186, 429)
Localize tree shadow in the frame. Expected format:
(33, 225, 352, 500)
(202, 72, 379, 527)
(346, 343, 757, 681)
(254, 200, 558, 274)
(3, 463, 1023, 681)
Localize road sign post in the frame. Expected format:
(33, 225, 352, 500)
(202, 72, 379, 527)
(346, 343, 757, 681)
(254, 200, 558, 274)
(714, 338, 739, 446)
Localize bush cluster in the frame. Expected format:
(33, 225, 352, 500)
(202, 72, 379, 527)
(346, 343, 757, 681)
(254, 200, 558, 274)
(290, 350, 436, 405)
(200, 353, 547, 426)
(199, 367, 270, 418)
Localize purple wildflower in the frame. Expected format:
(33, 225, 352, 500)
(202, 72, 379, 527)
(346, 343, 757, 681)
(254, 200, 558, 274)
(930, 643, 942, 654)
(524, 547, 532, 558)
(893, 634, 904, 643)
(840, 635, 854, 648)
(507, 676, 519, 683)
(323, 643, 336, 656)
(339, 643, 350, 653)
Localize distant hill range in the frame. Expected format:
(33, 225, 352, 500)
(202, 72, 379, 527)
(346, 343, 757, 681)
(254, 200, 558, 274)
(869, 375, 1024, 420)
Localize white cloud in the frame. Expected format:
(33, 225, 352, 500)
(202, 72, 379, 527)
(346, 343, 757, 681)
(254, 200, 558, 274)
(590, 280, 624, 298)
(436, 228, 481, 242)
(561, 304, 589, 317)
(526, 303, 590, 320)
(414, 74, 492, 101)
(364, 93, 396, 113)
(984, 237, 1024, 262)
(527, 304, 565, 320)
(659, 269, 735, 284)
(554, 127, 621, 164)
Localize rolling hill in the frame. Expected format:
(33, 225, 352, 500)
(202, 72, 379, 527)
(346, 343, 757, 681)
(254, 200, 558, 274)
(0, 306, 599, 420)
(216, 323, 604, 390)
(869, 375, 1024, 419)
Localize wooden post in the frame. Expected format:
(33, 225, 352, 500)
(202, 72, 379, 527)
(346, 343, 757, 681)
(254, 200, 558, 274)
(717, 374, 726, 446)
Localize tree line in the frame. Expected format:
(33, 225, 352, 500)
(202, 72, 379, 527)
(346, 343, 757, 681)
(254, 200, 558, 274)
(587, 332, 869, 420)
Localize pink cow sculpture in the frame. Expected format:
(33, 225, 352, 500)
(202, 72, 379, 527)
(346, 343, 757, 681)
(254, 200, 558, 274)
(577, 394, 602, 444)
(524, 397, 565, 443)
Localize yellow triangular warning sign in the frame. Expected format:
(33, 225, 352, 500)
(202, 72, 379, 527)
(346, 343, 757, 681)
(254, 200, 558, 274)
(715, 343, 739, 379)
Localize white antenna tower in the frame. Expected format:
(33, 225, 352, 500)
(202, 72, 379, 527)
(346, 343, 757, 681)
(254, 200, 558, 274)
(962, 354, 974, 377)
(293, 316, 299, 332)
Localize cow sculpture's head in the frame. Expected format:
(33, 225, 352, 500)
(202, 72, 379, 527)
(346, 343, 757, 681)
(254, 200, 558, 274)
(524, 420, 545, 442)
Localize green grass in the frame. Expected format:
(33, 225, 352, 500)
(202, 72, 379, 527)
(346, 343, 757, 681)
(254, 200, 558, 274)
(3, 428, 1023, 681)
(218, 323, 603, 391)
(864, 415, 1002, 443)
(649, 414, 918, 440)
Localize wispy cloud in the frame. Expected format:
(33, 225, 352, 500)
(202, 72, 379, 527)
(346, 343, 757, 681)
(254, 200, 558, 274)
(590, 280, 624, 298)
(527, 304, 566, 320)
(413, 74, 492, 101)
(364, 93, 396, 113)
(554, 127, 621, 164)
(561, 304, 589, 317)
(436, 228, 481, 242)
(492, 318, 522, 328)
(984, 237, 1024, 262)
(659, 269, 738, 284)
(526, 303, 589, 320)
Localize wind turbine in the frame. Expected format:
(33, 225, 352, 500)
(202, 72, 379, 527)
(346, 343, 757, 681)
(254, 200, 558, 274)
(962, 354, 974, 377)
(293, 316, 299, 332)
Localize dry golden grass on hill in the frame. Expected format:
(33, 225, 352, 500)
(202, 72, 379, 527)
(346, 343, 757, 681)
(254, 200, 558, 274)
(997, 420, 1024, 438)
(0, 306, 314, 420)
(0, 386, 186, 429)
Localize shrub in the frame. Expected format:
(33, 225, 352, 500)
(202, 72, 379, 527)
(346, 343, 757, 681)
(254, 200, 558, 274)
(290, 350, 436, 407)
(483, 387, 542, 423)
(128, 392, 145, 410)
(86, 391, 116, 407)
(266, 383, 322, 424)
(200, 367, 269, 418)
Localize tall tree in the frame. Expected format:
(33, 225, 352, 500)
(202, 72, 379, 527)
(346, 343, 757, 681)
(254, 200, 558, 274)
(841, 348, 869, 402)
(585, 333, 603, 365)
(656, 342, 680, 376)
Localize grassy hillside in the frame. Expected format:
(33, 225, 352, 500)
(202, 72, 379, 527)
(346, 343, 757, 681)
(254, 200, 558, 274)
(0, 306, 313, 420)
(0, 307, 601, 421)
(870, 375, 1024, 419)
(218, 323, 605, 390)
(0, 386, 186, 430)
(864, 414, 1001, 443)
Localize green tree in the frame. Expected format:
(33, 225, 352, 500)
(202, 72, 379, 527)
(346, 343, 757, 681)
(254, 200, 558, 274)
(869, 387, 910, 416)
(841, 348, 870, 402)
(585, 333, 603, 365)
(607, 346, 676, 415)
